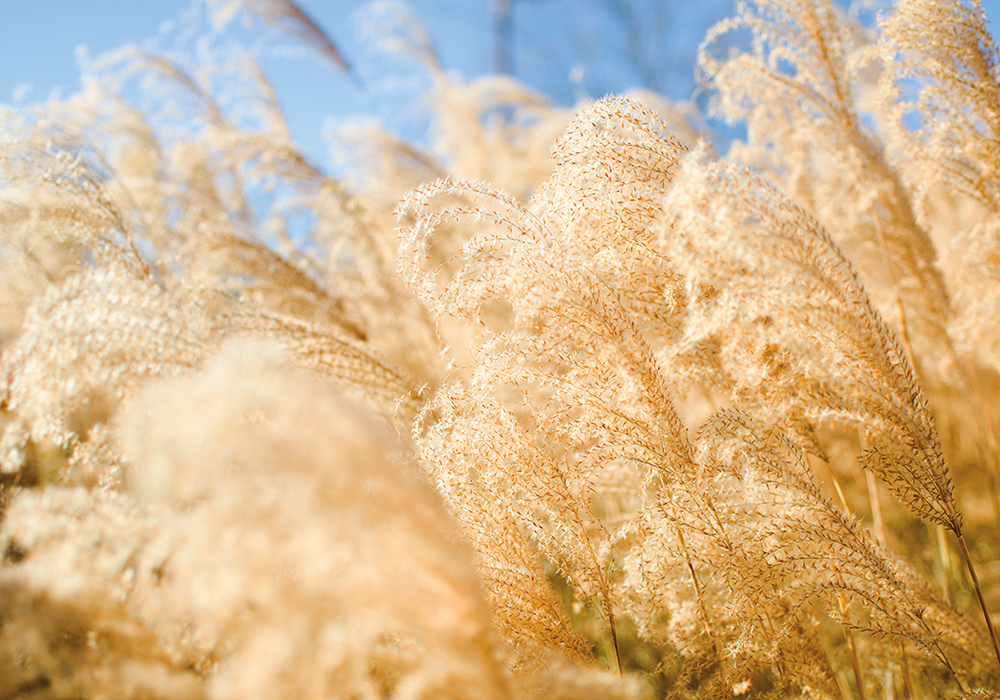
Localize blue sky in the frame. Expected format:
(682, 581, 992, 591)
(0, 3, 471, 155)
(0, 1, 719, 101)
(3, 1, 1000, 168)
(0, 2, 726, 148)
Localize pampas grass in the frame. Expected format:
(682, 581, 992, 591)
(3, 1, 1000, 697)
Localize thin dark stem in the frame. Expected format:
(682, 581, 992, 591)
(916, 613, 967, 694)
(677, 526, 722, 662)
(492, 0, 513, 75)
(956, 529, 1000, 672)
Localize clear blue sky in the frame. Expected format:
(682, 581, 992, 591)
(0, 1, 720, 101)
(3, 1, 999, 168)
(0, 3, 469, 166)
(0, 1, 733, 166)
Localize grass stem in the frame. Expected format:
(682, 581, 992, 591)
(956, 529, 1000, 672)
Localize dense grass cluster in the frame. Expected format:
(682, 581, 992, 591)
(2, 0, 1000, 697)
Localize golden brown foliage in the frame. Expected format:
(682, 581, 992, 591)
(3, 1, 1000, 698)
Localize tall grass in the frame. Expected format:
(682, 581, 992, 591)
(1, 1, 999, 698)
